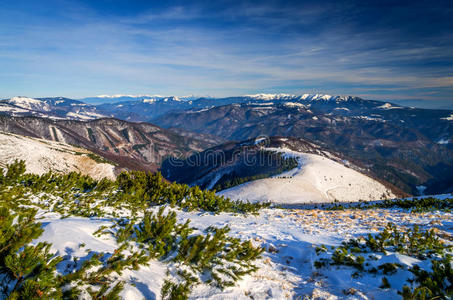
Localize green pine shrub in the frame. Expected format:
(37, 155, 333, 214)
(378, 197, 453, 212)
(314, 222, 452, 299)
(0, 161, 266, 299)
(0, 160, 267, 217)
(0, 203, 150, 299)
(113, 209, 263, 299)
(0, 206, 61, 299)
(380, 277, 391, 289)
(327, 197, 453, 212)
(400, 254, 452, 300)
(115, 170, 268, 214)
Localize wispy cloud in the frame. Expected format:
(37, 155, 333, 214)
(0, 0, 452, 101)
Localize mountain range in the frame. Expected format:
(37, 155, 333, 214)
(153, 99, 453, 195)
(1, 93, 452, 196)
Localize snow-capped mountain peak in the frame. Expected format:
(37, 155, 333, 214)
(244, 93, 359, 102)
(245, 93, 297, 100)
(141, 96, 183, 104)
(299, 94, 357, 101)
(311, 93, 330, 100)
(8, 96, 52, 112)
(96, 94, 156, 98)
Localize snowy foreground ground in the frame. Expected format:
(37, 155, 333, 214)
(33, 200, 452, 299)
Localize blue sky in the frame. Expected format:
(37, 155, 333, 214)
(0, 0, 452, 103)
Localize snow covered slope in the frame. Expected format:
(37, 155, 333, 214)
(0, 96, 107, 120)
(31, 198, 453, 299)
(0, 131, 115, 179)
(8, 96, 52, 112)
(219, 148, 396, 204)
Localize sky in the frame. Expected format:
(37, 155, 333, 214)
(0, 0, 452, 104)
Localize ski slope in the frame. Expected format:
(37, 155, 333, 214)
(219, 148, 396, 204)
(0, 131, 115, 179)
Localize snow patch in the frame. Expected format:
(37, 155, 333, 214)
(334, 107, 350, 111)
(377, 102, 403, 110)
(416, 185, 427, 196)
(66, 111, 107, 120)
(441, 114, 453, 121)
(283, 102, 307, 108)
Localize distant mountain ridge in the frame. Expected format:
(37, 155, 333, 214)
(82, 93, 360, 103)
(4, 93, 451, 123)
(1, 93, 391, 122)
(0, 96, 106, 120)
(91, 93, 366, 121)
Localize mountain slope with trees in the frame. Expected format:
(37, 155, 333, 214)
(162, 136, 404, 202)
(0, 116, 220, 172)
